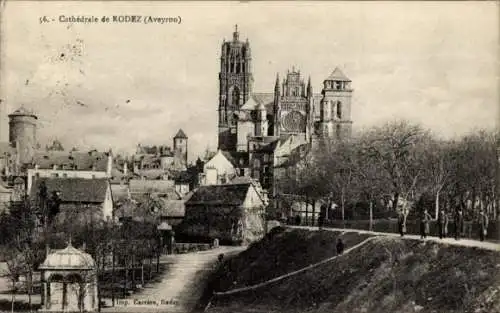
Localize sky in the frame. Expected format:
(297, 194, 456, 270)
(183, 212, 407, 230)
(0, 1, 498, 162)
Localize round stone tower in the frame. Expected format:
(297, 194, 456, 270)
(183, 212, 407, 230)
(8, 106, 38, 164)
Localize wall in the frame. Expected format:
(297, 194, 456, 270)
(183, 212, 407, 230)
(237, 120, 255, 152)
(202, 151, 236, 185)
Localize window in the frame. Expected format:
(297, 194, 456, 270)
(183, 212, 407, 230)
(263, 166, 269, 174)
(231, 87, 240, 107)
(253, 159, 260, 168)
(336, 101, 342, 119)
(239, 168, 245, 176)
(335, 81, 342, 90)
(63, 173, 68, 178)
(263, 154, 269, 162)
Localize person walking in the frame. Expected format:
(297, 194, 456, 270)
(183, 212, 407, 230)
(421, 209, 432, 239)
(397, 209, 405, 237)
(318, 209, 325, 230)
(454, 207, 464, 240)
(438, 209, 448, 239)
(478, 209, 489, 242)
(336, 238, 345, 255)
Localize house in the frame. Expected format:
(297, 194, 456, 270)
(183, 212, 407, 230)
(200, 149, 250, 186)
(180, 182, 266, 244)
(0, 181, 12, 213)
(30, 177, 113, 222)
(200, 150, 236, 185)
(26, 149, 113, 194)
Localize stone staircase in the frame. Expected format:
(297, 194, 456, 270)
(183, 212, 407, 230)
(103, 246, 246, 313)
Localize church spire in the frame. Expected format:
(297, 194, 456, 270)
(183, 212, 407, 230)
(275, 73, 280, 91)
(233, 24, 239, 41)
(307, 76, 313, 97)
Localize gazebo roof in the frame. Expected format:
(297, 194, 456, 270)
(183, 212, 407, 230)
(39, 242, 95, 270)
(157, 221, 172, 230)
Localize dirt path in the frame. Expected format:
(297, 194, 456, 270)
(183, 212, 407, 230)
(102, 246, 246, 313)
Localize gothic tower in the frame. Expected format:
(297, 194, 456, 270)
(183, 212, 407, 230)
(173, 129, 188, 168)
(320, 67, 353, 140)
(218, 25, 254, 151)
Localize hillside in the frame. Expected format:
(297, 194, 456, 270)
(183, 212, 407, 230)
(203, 229, 500, 313)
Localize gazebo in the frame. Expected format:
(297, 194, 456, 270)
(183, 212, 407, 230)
(157, 221, 175, 254)
(38, 241, 98, 312)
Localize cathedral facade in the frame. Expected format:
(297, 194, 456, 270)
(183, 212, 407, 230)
(217, 26, 353, 154)
(215, 26, 354, 217)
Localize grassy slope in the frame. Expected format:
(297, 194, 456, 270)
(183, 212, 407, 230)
(206, 230, 500, 313)
(207, 227, 371, 292)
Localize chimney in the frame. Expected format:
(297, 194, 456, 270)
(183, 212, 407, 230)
(35, 164, 39, 170)
(124, 162, 128, 175)
(81, 242, 86, 251)
(45, 244, 50, 257)
(52, 164, 57, 170)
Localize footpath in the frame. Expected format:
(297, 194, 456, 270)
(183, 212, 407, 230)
(102, 246, 245, 313)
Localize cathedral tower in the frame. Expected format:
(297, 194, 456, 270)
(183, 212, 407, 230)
(218, 25, 254, 151)
(319, 67, 353, 140)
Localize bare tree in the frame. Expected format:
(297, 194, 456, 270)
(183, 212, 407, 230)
(360, 120, 430, 212)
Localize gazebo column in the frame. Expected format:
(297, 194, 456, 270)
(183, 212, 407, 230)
(41, 281, 47, 308)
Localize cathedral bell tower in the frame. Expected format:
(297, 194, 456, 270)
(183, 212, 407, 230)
(319, 67, 353, 141)
(218, 25, 254, 151)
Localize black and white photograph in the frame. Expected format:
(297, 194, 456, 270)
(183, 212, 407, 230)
(0, 1, 498, 313)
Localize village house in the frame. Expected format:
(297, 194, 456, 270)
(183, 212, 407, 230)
(180, 180, 267, 244)
(30, 177, 114, 222)
(26, 149, 113, 194)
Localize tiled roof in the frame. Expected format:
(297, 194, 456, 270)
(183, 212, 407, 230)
(32, 150, 109, 171)
(221, 151, 250, 168)
(185, 183, 251, 206)
(9, 106, 37, 118)
(174, 129, 188, 139)
(241, 97, 260, 111)
(325, 67, 351, 82)
(129, 179, 175, 194)
(110, 184, 129, 201)
(30, 178, 109, 203)
(157, 198, 185, 217)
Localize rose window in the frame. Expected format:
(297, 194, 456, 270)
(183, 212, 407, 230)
(282, 111, 306, 132)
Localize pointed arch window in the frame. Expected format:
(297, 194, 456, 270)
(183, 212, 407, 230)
(336, 101, 342, 119)
(231, 87, 240, 108)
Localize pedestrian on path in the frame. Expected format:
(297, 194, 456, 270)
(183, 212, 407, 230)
(318, 207, 326, 230)
(336, 238, 345, 255)
(478, 209, 489, 242)
(421, 209, 432, 239)
(454, 207, 464, 240)
(397, 208, 407, 237)
(438, 209, 448, 239)
(295, 214, 301, 226)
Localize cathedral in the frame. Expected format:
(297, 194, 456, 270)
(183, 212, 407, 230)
(216, 26, 354, 216)
(218, 26, 353, 153)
